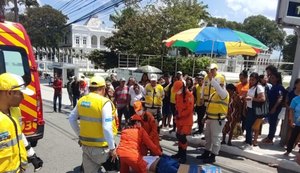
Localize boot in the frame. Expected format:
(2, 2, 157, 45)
(178, 149, 187, 164)
(196, 150, 210, 160)
(171, 147, 181, 159)
(203, 153, 216, 163)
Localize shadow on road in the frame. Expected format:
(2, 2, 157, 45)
(65, 165, 81, 173)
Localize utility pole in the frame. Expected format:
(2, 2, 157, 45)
(13, 0, 18, 22)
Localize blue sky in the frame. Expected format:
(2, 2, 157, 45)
(38, 0, 284, 59)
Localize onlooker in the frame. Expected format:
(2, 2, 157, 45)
(139, 73, 150, 87)
(111, 74, 120, 89)
(67, 77, 74, 107)
(262, 72, 286, 144)
(127, 77, 136, 88)
(128, 83, 145, 117)
(71, 77, 80, 107)
(185, 76, 194, 91)
(194, 72, 206, 134)
(265, 65, 278, 79)
(236, 70, 249, 132)
(105, 81, 115, 102)
(114, 78, 130, 131)
(222, 84, 243, 146)
(53, 75, 62, 112)
(79, 78, 89, 97)
(166, 76, 178, 132)
(244, 72, 266, 149)
(162, 74, 171, 128)
(176, 71, 184, 82)
(284, 95, 300, 156)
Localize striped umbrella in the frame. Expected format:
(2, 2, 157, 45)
(164, 27, 268, 56)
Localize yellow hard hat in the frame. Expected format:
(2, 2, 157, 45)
(0, 73, 34, 96)
(90, 76, 105, 87)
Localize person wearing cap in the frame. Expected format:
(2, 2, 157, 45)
(117, 115, 162, 173)
(114, 77, 130, 131)
(144, 74, 165, 131)
(0, 73, 43, 172)
(69, 76, 118, 173)
(193, 72, 206, 135)
(176, 71, 183, 81)
(133, 101, 160, 155)
(196, 63, 229, 163)
(171, 81, 194, 164)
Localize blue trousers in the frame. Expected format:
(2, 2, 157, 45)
(245, 108, 256, 145)
(267, 109, 281, 140)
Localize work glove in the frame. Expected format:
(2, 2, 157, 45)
(28, 154, 43, 172)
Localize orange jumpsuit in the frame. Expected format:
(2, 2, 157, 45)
(175, 89, 194, 149)
(117, 126, 162, 173)
(139, 111, 160, 155)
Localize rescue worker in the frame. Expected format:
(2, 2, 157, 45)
(133, 101, 160, 155)
(196, 64, 229, 163)
(144, 74, 165, 131)
(117, 115, 162, 173)
(171, 81, 194, 164)
(0, 73, 43, 172)
(69, 76, 118, 173)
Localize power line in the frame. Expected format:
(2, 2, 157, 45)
(66, 0, 98, 16)
(63, 0, 92, 14)
(66, 0, 124, 26)
(58, 0, 77, 11)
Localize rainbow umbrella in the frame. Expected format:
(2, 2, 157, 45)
(164, 27, 268, 56)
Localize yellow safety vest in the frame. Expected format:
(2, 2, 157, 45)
(145, 84, 164, 108)
(0, 109, 27, 173)
(170, 86, 176, 104)
(206, 92, 229, 120)
(203, 73, 225, 106)
(111, 103, 118, 136)
(78, 93, 115, 147)
(196, 84, 203, 106)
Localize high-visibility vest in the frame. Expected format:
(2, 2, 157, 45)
(206, 92, 229, 120)
(202, 73, 225, 106)
(111, 103, 119, 136)
(196, 84, 203, 106)
(170, 86, 176, 104)
(78, 93, 115, 147)
(145, 84, 164, 108)
(0, 108, 27, 173)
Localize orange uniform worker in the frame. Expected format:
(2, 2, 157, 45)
(171, 81, 194, 164)
(133, 101, 160, 155)
(117, 115, 162, 173)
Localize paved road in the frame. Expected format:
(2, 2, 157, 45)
(25, 103, 293, 173)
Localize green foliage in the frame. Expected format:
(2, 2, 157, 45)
(242, 15, 285, 50)
(87, 50, 119, 70)
(105, 0, 209, 55)
(282, 34, 297, 70)
(140, 56, 214, 76)
(208, 17, 243, 31)
(19, 5, 68, 48)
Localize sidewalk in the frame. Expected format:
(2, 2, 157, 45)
(40, 84, 300, 173)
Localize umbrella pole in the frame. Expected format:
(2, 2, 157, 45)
(192, 56, 196, 77)
(210, 40, 215, 58)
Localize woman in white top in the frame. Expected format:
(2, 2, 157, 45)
(244, 72, 266, 149)
(128, 83, 145, 116)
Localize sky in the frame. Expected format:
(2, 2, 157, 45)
(36, 0, 288, 59)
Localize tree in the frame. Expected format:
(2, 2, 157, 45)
(19, 5, 68, 48)
(282, 34, 297, 70)
(105, 0, 210, 55)
(208, 17, 243, 31)
(242, 15, 285, 50)
(87, 50, 119, 70)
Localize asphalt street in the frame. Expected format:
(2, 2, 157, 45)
(25, 103, 294, 173)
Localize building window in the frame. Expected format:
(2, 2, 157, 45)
(75, 36, 80, 45)
(91, 35, 97, 48)
(83, 37, 87, 45)
(100, 36, 105, 46)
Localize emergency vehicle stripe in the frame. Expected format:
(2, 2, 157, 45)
(31, 74, 35, 82)
(1, 22, 25, 39)
(0, 32, 28, 53)
(0, 24, 25, 44)
(19, 104, 37, 118)
(27, 85, 36, 93)
(79, 136, 106, 142)
(24, 94, 37, 107)
(0, 40, 4, 44)
(20, 100, 36, 114)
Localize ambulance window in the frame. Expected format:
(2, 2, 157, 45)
(3, 51, 24, 76)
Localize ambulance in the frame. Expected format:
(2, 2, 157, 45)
(0, 18, 44, 146)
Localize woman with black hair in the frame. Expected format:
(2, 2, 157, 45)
(243, 72, 266, 149)
(167, 76, 178, 133)
(139, 73, 150, 87)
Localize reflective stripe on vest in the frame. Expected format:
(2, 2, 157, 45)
(196, 85, 203, 106)
(0, 134, 22, 149)
(145, 84, 164, 108)
(206, 92, 229, 120)
(203, 74, 225, 106)
(79, 136, 106, 143)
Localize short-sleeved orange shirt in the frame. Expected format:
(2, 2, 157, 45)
(236, 82, 249, 97)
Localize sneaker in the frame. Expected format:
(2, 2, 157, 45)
(262, 138, 274, 145)
(240, 144, 252, 150)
